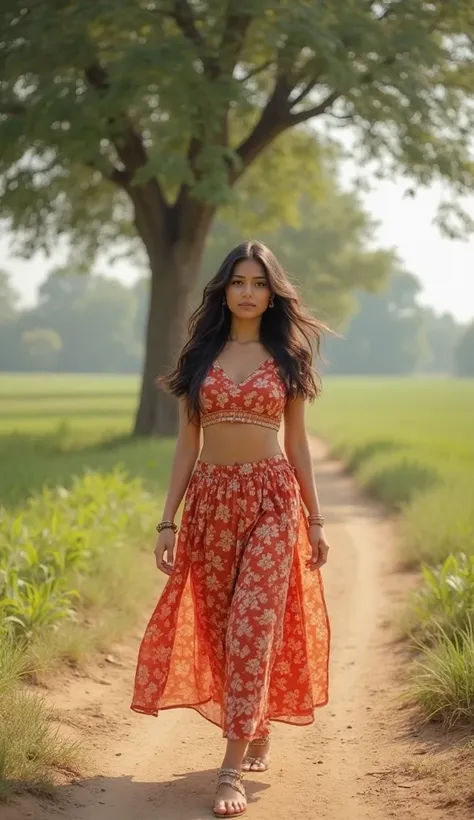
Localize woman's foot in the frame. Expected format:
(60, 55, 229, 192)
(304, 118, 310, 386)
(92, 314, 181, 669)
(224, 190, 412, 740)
(213, 768, 247, 817)
(242, 736, 270, 773)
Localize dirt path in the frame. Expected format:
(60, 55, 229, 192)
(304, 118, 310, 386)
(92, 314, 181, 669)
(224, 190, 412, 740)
(2, 440, 468, 820)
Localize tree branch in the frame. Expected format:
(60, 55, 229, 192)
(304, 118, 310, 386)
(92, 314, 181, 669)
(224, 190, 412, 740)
(219, 5, 253, 75)
(85, 62, 145, 171)
(233, 76, 294, 179)
(84, 61, 168, 211)
(84, 62, 109, 92)
(0, 101, 26, 116)
(174, 4, 253, 204)
(290, 73, 321, 109)
(86, 158, 130, 187)
(289, 90, 340, 125)
(172, 0, 220, 78)
(172, 0, 205, 52)
(232, 76, 341, 184)
(238, 59, 276, 83)
(232, 12, 399, 184)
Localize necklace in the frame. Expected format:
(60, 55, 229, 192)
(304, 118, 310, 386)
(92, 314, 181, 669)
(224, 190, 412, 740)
(228, 337, 260, 345)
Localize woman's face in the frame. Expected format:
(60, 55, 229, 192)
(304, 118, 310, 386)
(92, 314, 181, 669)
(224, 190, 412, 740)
(225, 259, 272, 320)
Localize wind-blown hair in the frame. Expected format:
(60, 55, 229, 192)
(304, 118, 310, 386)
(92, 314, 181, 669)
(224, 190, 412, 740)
(161, 240, 329, 418)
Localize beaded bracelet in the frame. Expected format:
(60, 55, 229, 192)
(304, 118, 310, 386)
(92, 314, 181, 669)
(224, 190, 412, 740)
(156, 520, 178, 534)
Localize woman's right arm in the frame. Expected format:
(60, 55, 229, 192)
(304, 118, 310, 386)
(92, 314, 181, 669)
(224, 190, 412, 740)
(155, 398, 201, 574)
(161, 397, 201, 523)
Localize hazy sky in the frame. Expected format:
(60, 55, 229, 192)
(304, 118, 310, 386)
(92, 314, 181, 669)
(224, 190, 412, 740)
(360, 180, 474, 322)
(1, 175, 473, 323)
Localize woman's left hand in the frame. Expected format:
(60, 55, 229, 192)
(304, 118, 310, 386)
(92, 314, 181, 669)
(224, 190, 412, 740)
(307, 524, 330, 570)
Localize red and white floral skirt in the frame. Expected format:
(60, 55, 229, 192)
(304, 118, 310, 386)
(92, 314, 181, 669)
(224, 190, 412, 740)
(130, 454, 330, 740)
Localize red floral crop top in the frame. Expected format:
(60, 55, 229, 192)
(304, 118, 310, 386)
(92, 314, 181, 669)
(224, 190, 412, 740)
(200, 356, 287, 431)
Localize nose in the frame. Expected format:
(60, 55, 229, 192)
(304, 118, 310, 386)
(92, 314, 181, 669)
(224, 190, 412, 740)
(242, 282, 252, 297)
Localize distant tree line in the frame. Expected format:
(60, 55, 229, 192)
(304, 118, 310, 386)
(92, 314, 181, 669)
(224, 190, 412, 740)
(0, 262, 471, 377)
(0, 268, 147, 374)
(324, 272, 472, 377)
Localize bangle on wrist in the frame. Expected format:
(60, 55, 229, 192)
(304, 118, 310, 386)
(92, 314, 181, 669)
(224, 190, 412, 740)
(156, 520, 178, 534)
(307, 514, 325, 526)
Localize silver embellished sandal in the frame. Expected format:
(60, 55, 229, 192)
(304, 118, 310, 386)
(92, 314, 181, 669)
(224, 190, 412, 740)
(213, 767, 247, 817)
(242, 735, 271, 773)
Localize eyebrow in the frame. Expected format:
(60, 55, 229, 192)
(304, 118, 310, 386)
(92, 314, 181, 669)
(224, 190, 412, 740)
(232, 274, 267, 280)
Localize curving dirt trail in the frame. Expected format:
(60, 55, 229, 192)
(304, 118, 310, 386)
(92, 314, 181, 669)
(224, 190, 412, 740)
(1, 440, 470, 820)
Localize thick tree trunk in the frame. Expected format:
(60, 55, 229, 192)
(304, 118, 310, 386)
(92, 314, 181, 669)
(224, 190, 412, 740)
(132, 188, 213, 436)
(133, 258, 191, 436)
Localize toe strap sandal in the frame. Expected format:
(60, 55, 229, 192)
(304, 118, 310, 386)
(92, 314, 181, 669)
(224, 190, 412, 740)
(213, 767, 247, 817)
(242, 735, 270, 773)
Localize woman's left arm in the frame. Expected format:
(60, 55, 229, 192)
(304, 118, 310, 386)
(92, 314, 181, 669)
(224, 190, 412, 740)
(284, 396, 330, 570)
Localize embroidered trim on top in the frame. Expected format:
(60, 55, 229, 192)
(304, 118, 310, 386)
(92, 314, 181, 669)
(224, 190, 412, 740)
(201, 409, 280, 430)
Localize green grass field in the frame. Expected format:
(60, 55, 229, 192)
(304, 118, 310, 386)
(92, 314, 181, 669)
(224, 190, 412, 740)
(308, 376, 474, 482)
(0, 374, 175, 506)
(0, 373, 137, 433)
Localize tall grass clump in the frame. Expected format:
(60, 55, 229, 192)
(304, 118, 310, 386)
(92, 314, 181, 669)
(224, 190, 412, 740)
(0, 467, 158, 796)
(0, 468, 155, 643)
(0, 638, 82, 798)
(405, 553, 474, 645)
(409, 624, 474, 729)
(0, 684, 83, 799)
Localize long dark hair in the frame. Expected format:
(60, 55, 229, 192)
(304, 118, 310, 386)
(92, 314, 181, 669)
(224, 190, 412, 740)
(161, 240, 329, 417)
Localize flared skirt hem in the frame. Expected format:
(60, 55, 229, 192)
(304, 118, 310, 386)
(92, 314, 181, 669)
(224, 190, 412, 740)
(130, 696, 330, 739)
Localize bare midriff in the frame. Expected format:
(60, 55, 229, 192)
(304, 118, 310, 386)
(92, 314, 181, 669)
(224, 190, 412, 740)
(199, 422, 283, 465)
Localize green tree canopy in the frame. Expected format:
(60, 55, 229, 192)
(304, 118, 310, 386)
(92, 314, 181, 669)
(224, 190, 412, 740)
(2, 1, 473, 432)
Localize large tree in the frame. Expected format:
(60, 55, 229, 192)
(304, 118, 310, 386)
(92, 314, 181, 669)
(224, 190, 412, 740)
(1, 1, 473, 434)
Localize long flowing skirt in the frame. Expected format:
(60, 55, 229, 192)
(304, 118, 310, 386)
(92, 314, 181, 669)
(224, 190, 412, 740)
(130, 454, 330, 740)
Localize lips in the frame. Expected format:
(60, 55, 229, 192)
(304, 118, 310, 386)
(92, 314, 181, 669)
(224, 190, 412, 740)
(239, 303, 256, 307)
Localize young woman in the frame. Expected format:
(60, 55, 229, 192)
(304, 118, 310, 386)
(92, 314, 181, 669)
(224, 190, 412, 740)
(130, 241, 331, 817)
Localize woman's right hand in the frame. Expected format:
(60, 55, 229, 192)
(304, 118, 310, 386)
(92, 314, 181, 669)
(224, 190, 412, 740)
(154, 529, 176, 576)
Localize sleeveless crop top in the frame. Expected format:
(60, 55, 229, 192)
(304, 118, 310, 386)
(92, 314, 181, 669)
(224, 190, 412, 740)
(200, 357, 286, 431)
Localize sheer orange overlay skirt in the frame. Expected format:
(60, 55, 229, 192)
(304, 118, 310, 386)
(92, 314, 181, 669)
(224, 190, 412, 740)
(130, 454, 330, 740)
